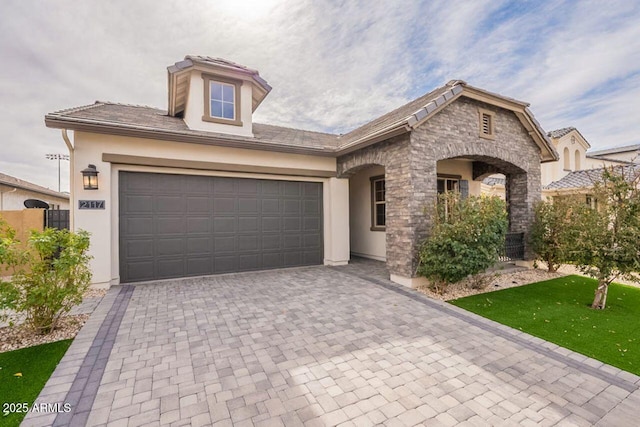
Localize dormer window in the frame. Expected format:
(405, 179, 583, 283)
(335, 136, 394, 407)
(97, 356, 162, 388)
(202, 74, 242, 126)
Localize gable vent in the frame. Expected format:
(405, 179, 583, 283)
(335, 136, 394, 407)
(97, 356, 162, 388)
(481, 113, 491, 135)
(478, 108, 495, 140)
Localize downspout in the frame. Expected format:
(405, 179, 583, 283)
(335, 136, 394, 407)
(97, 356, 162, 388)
(61, 129, 74, 230)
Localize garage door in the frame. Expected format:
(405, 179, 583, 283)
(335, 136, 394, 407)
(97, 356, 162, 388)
(119, 172, 323, 283)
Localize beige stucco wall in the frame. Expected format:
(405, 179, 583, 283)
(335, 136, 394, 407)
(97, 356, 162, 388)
(0, 184, 69, 211)
(541, 131, 589, 187)
(349, 165, 386, 261)
(183, 70, 254, 137)
(71, 131, 346, 287)
(436, 159, 482, 196)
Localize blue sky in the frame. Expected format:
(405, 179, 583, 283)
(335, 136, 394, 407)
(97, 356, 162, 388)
(1, 0, 639, 192)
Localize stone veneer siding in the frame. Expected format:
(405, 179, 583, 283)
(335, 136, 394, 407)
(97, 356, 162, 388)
(338, 96, 542, 279)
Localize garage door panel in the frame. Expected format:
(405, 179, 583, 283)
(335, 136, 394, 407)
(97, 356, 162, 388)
(303, 182, 321, 197)
(283, 235, 301, 249)
(187, 197, 210, 213)
(283, 218, 301, 231)
(156, 238, 185, 255)
(262, 199, 280, 214)
(284, 200, 300, 214)
(187, 217, 210, 233)
(213, 198, 236, 214)
(125, 195, 154, 213)
(261, 180, 280, 195)
(215, 236, 236, 252)
(238, 198, 258, 213)
(125, 239, 154, 257)
(186, 257, 212, 275)
(214, 255, 238, 273)
(120, 172, 323, 283)
(304, 200, 321, 214)
(214, 178, 236, 194)
(156, 217, 185, 234)
(262, 235, 281, 250)
(303, 217, 321, 231)
(185, 175, 211, 193)
(262, 252, 283, 268)
(124, 217, 153, 235)
(187, 237, 212, 254)
(238, 179, 259, 194)
(156, 174, 184, 192)
(262, 217, 281, 232)
(157, 258, 184, 277)
(238, 235, 259, 251)
(284, 252, 302, 266)
(213, 217, 236, 232)
(238, 254, 260, 270)
(156, 196, 184, 212)
(238, 217, 258, 232)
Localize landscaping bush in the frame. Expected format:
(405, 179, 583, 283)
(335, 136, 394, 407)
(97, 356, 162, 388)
(530, 197, 582, 272)
(417, 193, 508, 292)
(0, 222, 92, 334)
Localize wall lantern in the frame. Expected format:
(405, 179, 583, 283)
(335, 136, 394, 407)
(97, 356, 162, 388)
(81, 164, 99, 190)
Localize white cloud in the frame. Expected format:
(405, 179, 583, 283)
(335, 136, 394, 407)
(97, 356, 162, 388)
(0, 0, 638, 190)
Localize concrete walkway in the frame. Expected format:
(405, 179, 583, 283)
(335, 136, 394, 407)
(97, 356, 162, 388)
(23, 263, 640, 426)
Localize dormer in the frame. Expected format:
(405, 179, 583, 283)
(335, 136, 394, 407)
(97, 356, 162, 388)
(167, 56, 271, 137)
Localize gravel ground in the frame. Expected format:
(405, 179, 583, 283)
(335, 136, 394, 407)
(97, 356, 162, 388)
(0, 314, 89, 353)
(0, 287, 107, 353)
(418, 268, 566, 301)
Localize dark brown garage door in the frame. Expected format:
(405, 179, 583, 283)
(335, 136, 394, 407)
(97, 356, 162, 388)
(119, 172, 323, 283)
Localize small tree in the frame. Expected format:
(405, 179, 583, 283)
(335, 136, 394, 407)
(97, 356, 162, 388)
(417, 193, 508, 292)
(0, 223, 92, 333)
(567, 166, 640, 309)
(530, 197, 581, 272)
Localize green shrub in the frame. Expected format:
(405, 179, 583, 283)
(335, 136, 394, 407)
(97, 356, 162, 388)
(0, 223, 92, 334)
(417, 194, 508, 291)
(530, 197, 582, 272)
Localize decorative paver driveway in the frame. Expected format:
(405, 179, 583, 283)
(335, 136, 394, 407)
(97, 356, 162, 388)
(24, 264, 640, 426)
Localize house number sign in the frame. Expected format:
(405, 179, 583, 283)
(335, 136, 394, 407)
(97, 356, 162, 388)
(78, 200, 105, 210)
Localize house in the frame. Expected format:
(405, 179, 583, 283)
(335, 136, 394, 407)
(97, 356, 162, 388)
(44, 55, 557, 288)
(482, 126, 637, 201)
(0, 172, 70, 211)
(541, 128, 637, 201)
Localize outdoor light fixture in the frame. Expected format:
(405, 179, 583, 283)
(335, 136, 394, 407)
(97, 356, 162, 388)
(81, 164, 99, 190)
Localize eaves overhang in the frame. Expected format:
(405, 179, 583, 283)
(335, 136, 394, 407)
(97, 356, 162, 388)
(44, 115, 334, 158)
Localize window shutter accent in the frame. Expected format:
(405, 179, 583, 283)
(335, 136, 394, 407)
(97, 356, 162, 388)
(460, 180, 469, 199)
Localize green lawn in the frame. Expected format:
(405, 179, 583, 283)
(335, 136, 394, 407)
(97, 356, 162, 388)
(450, 275, 640, 375)
(0, 340, 72, 427)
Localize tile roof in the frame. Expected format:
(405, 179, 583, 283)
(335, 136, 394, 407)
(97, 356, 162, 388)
(339, 84, 452, 144)
(588, 143, 640, 157)
(45, 79, 556, 161)
(0, 172, 69, 199)
(48, 102, 339, 151)
(547, 127, 576, 138)
(544, 165, 640, 190)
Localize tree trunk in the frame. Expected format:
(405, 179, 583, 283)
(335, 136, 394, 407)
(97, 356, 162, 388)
(591, 281, 609, 309)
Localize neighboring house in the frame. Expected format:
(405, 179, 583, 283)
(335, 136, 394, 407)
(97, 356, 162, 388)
(44, 55, 557, 288)
(544, 164, 640, 205)
(0, 172, 70, 211)
(483, 126, 637, 201)
(587, 143, 640, 164)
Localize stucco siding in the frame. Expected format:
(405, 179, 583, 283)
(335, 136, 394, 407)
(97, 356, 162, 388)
(349, 165, 385, 261)
(72, 131, 345, 287)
